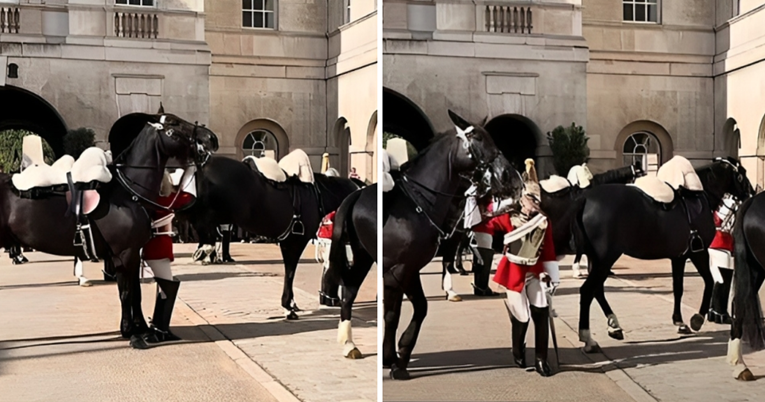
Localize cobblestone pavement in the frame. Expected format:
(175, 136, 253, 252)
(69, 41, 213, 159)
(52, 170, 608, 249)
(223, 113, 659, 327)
(0, 242, 376, 402)
(382, 255, 765, 402)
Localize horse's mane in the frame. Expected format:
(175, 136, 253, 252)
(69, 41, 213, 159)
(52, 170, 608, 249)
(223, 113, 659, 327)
(591, 166, 637, 186)
(108, 113, 158, 162)
(399, 129, 457, 172)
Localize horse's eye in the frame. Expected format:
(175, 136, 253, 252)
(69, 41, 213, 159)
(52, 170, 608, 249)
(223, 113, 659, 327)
(737, 174, 743, 182)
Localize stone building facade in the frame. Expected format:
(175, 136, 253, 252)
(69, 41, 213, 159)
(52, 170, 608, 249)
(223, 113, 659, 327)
(383, 0, 765, 186)
(0, 0, 378, 182)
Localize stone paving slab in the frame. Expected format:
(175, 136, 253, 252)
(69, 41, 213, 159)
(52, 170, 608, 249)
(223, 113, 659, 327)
(383, 256, 765, 402)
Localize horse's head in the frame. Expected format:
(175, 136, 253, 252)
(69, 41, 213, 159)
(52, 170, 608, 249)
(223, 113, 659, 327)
(150, 113, 219, 166)
(709, 157, 753, 202)
(447, 110, 522, 200)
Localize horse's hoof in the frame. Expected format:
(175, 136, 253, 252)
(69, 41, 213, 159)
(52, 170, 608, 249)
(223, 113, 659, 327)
(690, 314, 704, 331)
(286, 311, 299, 320)
(345, 348, 363, 359)
(608, 329, 624, 341)
(446, 294, 462, 302)
(389, 366, 411, 380)
(129, 335, 150, 350)
(677, 325, 692, 335)
(736, 368, 755, 381)
(457, 267, 468, 276)
(583, 343, 600, 354)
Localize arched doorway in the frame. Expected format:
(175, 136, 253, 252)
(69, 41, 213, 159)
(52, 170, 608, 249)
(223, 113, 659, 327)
(366, 110, 378, 182)
(756, 114, 765, 188)
(722, 117, 740, 158)
(235, 118, 289, 160)
(484, 114, 541, 171)
(333, 117, 351, 175)
(0, 85, 68, 156)
(382, 87, 435, 151)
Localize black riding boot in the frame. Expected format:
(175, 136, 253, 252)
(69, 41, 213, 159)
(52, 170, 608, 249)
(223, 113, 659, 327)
(221, 229, 235, 263)
(511, 315, 529, 368)
(473, 247, 499, 296)
(709, 268, 733, 324)
(147, 277, 182, 343)
(530, 305, 552, 377)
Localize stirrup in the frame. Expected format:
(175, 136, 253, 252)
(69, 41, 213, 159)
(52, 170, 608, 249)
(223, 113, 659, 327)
(689, 230, 704, 253)
(291, 218, 305, 236)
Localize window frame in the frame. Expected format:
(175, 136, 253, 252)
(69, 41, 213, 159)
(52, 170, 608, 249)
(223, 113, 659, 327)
(242, 129, 279, 159)
(623, 132, 661, 171)
(343, 0, 352, 25)
(622, 0, 661, 24)
(115, 0, 156, 7)
(242, 0, 278, 31)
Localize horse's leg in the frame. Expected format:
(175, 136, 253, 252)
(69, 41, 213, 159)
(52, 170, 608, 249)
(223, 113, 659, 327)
(688, 250, 713, 331)
(115, 265, 135, 339)
(579, 259, 612, 353)
(671, 257, 693, 334)
(123, 251, 151, 349)
(392, 274, 428, 380)
(593, 277, 623, 340)
(383, 273, 404, 370)
(572, 253, 584, 279)
(456, 235, 469, 275)
(279, 235, 310, 319)
(337, 250, 373, 359)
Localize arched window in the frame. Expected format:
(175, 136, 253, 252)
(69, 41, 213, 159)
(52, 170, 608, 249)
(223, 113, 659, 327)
(623, 132, 661, 173)
(242, 129, 278, 159)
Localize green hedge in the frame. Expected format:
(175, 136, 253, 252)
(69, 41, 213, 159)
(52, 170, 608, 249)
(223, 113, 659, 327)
(0, 129, 55, 173)
(547, 123, 590, 176)
(64, 127, 96, 159)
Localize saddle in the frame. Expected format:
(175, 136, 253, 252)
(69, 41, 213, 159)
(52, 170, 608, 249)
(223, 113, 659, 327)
(279, 149, 314, 184)
(12, 137, 112, 262)
(243, 156, 288, 182)
(567, 164, 593, 188)
(539, 175, 570, 194)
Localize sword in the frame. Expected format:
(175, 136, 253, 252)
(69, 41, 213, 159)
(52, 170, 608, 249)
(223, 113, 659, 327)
(547, 292, 560, 365)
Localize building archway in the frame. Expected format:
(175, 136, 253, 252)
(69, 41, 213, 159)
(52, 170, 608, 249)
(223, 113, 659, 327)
(366, 110, 378, 182)
(615, 120, 674, 172)
(485, 114, 541, 171)
(383, 87, 435, 151)
(721, 117, 740, 159)
(0, 85, 68, 156)
(333, 117, 351, 175)
(235, 118, 289, 160)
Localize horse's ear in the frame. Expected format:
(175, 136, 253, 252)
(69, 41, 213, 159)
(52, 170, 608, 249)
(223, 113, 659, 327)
(448, 109, 472, 130)
(478, 115, 489, 127)
(157, 102, 165, 114)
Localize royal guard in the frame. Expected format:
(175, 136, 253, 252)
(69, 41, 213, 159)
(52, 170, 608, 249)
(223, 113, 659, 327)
(491, 159, 560, 377)
(141, 169, 195, 343)
(708, 196, 737, 324)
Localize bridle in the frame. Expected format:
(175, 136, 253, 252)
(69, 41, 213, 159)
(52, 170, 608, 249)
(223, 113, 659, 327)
(115, 116, 212, 211)
(399, 125, 502, 241)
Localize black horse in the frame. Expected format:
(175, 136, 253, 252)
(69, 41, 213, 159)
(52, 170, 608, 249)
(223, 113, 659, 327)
(382, 110, 522, 380)
(320, 183, 377, 358)
(181, 155, 360, 319)
(0, 113, 218, 349)
(726, 190, 765, 381)
(572, 158, 752, 352)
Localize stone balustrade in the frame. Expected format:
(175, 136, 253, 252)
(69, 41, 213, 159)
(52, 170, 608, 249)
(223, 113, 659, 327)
(484, 4, 534, 34)
(114, 12, 159, 39)
(0, 7, 20, 34)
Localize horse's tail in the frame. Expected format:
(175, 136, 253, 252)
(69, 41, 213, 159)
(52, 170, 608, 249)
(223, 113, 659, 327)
(328, 190, 362, 272)
(733, 196, 765, 350)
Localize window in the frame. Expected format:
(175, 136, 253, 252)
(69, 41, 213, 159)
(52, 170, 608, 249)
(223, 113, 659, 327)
(344, 0, 351, 24)
(116, 0, 154, 6)
(624, 132, 661, 172)
(243, 130, 279, 159)
(623, 0, 659, 23)
(243, 0, 276, 29)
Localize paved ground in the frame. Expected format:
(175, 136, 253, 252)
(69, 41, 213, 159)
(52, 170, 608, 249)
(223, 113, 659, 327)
(0, 242, 376, 402)
(382, 255, 765, 402)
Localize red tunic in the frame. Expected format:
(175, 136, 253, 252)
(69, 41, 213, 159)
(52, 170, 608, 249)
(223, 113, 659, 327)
(710, 212, 733, 252)
(484, 214, 556, 292)
(142, 192, 195, 261)
(317, 211, 336, 239)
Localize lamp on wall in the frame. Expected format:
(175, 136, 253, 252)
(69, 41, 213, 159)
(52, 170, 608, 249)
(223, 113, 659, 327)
(8, 63, 19, 78)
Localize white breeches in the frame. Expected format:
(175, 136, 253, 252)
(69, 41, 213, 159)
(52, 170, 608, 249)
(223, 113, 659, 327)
(505, 273, 548, 323)
(74, 258, 84, 277)
(709, 249, 734, 284)
(145, 258, 173, 281)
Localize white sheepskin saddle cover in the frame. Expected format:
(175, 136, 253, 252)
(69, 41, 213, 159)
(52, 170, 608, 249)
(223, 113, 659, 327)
(13, 138, 112, 191)
(630, 176, 676, 203)
(657, 155, 703, 191)
(567, 164, 593, 188)
(279, 149, 314, 184)
(539, 175, 570, 193)
(244, 156, 287, 182)
(324, 167, 340, 177)
(382, 150, 395, 193)
(386, 138, 409, 168)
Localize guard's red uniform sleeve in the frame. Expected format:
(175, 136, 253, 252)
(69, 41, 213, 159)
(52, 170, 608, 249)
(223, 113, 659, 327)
(317, 211, 336, 239)
(710, 212, 734, 251)
(141, 192, 193, 262)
